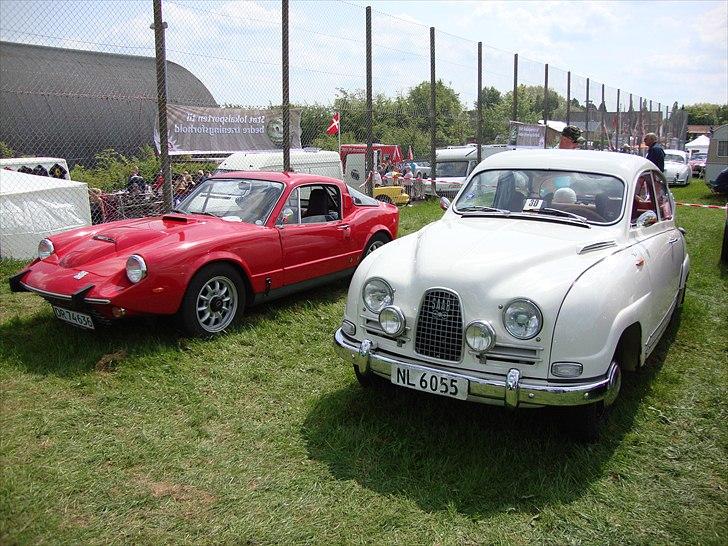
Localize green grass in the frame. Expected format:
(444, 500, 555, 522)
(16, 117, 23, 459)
(1, 187, 727, 544)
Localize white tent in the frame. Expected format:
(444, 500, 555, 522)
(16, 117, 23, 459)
(0, 169, 91, 259)
(684, 134, 710, 154)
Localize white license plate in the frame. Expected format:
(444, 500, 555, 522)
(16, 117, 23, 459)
(52, 306, 95, 330)
(391, 365, 468, 400)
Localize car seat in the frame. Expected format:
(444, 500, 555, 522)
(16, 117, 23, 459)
(303, 188, 328, 218)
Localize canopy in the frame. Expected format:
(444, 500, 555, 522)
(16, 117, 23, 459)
(684, 134, 710, 153)
(0, 169, 91, 259)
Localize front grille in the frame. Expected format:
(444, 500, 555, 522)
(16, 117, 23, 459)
(415, 289, 463, 362)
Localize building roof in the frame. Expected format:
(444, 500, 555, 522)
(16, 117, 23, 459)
(0, 41, 217, 166)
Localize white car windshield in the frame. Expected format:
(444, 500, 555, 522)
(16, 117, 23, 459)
(455, 169, 626, 225)
(665, 154, 686, 164)
(177, 178, 284, 224)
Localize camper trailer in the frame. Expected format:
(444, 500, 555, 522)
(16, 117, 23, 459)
(216, 149, 342, 179)
(705, 124, 727, 192)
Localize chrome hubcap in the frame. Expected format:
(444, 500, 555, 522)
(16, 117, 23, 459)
(195, 276, 238, 332)
(366, 240, 384, 256)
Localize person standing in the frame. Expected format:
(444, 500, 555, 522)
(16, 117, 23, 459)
(126, 167, 145, 194)
(644, 133, 665, 172)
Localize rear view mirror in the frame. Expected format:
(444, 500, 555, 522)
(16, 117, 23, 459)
(439, 197, 451, 211)
(636, 210, 657, 228)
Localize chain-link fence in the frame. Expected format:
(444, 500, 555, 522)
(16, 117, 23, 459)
(0, 0, 690, 252)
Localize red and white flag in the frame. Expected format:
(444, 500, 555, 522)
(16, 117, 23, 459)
(407, 145, 414, 161)
(326, 112, 340, 135)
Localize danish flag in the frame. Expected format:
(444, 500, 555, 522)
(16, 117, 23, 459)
(326, 112, 340, 135)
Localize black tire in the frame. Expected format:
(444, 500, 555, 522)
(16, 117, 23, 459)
(565, 401, 610, 443)
(362, 232, 391, 259)
(375, 194, 393, 204)
(179, 263, 245, 337)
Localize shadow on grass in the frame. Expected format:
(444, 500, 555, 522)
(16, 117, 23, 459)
(0, 278, 350, 378)
(302, 316, 680, 517)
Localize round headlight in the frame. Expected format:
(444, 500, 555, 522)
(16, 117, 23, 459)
(362, 278, 393, 313)
(503, 299, 542, 340)
(465, 321, 496, 352)
(125, 255, 147, 284)
(379, 305, 405, 336)
(37, 238, 54, 259)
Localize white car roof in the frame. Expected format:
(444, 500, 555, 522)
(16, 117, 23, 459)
(473, 149, 654, 182)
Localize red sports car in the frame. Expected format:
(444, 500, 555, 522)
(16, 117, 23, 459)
(10, 172, 399, 336)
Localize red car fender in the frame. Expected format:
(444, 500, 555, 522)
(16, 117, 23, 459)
(182, 250, 256, 297)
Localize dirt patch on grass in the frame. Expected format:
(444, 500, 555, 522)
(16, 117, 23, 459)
(136, 476, 216, 507)
(95, 350, 127, 372)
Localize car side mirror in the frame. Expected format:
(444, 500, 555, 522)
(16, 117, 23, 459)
(439, 196, 451, 211)
(636, 210, 658, 228)
(277, 207, 295, 226)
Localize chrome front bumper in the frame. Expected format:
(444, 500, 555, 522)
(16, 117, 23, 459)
(334, 329, 620, 408)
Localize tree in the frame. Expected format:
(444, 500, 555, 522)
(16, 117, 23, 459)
(683, 103, 728, 126)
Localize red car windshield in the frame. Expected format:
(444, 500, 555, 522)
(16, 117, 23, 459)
(178, 178, 284, 224)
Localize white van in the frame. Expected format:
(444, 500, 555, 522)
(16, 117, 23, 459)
(0, 157, 71, 179)
(430, 145, 508, 196)
(216, 149, 342, 179)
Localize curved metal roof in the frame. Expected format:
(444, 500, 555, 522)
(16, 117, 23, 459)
(0, 41, 217, 166)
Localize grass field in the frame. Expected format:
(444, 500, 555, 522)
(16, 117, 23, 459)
(1, 181, 726, 544)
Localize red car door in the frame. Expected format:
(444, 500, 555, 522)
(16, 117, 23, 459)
(278, 183, 354, 285)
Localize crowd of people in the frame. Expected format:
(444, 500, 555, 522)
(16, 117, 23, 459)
(371, 157, 426, 200)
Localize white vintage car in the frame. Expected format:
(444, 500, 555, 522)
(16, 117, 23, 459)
(663, 149, 691, 186)
(334, 150, 689, 438)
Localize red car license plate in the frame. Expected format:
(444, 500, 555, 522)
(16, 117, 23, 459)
(52, 306, 95, 330)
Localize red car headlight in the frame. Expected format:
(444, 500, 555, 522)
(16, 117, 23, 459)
(37, 238, 54, 260)
(125, 255, 147, 283)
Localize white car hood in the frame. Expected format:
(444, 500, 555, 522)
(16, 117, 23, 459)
(355, 217, 621, 336)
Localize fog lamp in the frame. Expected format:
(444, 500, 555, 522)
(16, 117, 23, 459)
(378, 305, 405, 337)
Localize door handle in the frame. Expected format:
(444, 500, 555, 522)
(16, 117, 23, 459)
(337, 224, 350, 230)
(668, 237, 679, 244)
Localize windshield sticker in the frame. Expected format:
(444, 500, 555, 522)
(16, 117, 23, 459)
(522, 198, 544, 211)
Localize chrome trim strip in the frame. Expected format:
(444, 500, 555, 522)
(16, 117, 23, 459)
(334, 329, 619, 408)
(20, 282, 111, 304)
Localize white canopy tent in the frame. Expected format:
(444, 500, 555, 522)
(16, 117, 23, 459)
(0, 169, 91, 259)
(684, 134, 710, 155)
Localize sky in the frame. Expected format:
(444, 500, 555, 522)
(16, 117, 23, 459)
(0, 0, 726, 112)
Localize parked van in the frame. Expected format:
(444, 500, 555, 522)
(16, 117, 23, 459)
(0, 156, 71, 180)
(705, 124, 728, 192)
(216, 149, 342, 179)
(430, 145, 508, 197)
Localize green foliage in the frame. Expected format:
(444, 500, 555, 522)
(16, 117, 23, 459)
(683, 103, 728, 126)
(69, 146, 216, 192)
(0, 140, 15, 158)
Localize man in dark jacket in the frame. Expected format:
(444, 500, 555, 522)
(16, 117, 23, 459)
(644, 133, 665, 172)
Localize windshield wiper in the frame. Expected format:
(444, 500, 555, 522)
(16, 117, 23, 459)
(458, 205, 509, 214)
(525, 207, 588, 222)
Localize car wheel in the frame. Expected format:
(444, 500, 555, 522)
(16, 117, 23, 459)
(179, 263, 244, 337)
(563, 360, 621, 442)
(363, 233, 390, 258)
(375, 194, 393, 204)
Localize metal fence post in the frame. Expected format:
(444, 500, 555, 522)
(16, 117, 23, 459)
(638, 96, 643, 155)
(585, 77, 589, 148)
(600, 83, 605, 150)
(543, 63, 548, 148)
(281, 0, 290, 172)
(616, 88, 621, 149)
(566, 71, 571, 125)
(649, 99, 652, 134)
(658, 102, 662, 140)
(512, 53, 518, 122)
(429, 27, 436, 193)
(365, 6, 373, 196)
(152, 0, 171, 212)
(477, 41, 482, 165)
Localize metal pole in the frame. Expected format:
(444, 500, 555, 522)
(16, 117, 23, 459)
(638, 96, 643, 155)
(476, 41, 482, 164)
(601, 83, 605, 150)
(152, 0, 171, 212)
(658, 102, 661, 140)
(566, 71, 571, 125)
(282, 0, 290, 172)
(429, 27, 436, 193)
(585, 77, 589, 148)
(365, 6, 373, 196)
(543, 63, 548, 149)
(616, 88, 620, 149)
(512, 53, 518, 122)
(649, 99, 652, 134)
